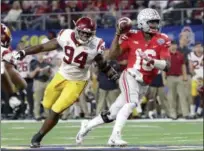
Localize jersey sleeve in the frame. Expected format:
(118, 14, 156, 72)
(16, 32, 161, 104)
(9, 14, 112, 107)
(56, 29, 68, 47)
(159, 46, 171, 60)
(159, 34, 171, 60)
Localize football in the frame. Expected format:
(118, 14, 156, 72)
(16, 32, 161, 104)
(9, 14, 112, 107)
(118, 17, 132, 34)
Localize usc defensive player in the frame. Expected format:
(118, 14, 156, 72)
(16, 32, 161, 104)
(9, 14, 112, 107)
(12, 17, 119, 148)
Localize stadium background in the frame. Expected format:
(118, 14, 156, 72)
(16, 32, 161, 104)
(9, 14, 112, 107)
(1, 0, 204, 150)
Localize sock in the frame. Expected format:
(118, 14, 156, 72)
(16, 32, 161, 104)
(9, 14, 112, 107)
(33, 112, 59, 142)
(190, 104, 196, 116)
(86, 115, 104, 130)
(112, 103, 135, 136)
(197, 107, 203, 115)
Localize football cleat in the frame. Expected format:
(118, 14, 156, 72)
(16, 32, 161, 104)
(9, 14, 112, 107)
(108, 131, 128, 147)
(76, 120, 91, 145)
(30, 133, 42, 148)
(30, 142, 40, 148)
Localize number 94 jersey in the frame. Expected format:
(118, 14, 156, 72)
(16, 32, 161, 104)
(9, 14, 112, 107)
(119, 30, 171, 84)
(57, 29, 105, 80)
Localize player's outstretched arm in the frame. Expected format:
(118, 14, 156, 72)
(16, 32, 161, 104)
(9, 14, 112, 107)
(106, 34, 123, 60)
(106, 17, 131, 60)
(94, 54, 119, 80)
(14, 38, 60, 60)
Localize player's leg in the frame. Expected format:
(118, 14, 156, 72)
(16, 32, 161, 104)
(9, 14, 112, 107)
(146, 87, 157, 119)
(196, 81, 203, 117)
(108, 71, 147, 146)
(76, 93, 125, 144)
(177, 77, 189, 118)
(96, 88, 107, 114)
(31, 78, 87, 147)
(1, 67, 15, 95)
(76, 75, 125, 144)
(106, 88, 120, 108)
(5, 63, 27, 90)
(30, 73, 67, 147)
(2, 65, 26, 119)
(158, 87, 169, 117)
(189, 80, 198, 118)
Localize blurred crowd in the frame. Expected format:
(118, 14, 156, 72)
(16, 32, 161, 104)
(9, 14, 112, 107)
(1, 30, 203, 120)
(1, 0, 204, 30)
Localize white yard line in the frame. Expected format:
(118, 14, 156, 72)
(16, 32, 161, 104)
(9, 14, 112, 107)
(1, 118, 203, 123)
(8, 124, 160, 130)
(2, 137, 26, 141)
(2, 132, 202, 141)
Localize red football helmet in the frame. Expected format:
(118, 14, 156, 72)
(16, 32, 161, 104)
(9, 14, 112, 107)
(1, 23, 12, 48)
(74, 17, 96, 44)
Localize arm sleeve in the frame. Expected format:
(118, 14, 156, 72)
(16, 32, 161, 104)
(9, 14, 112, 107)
(159, 37, 171, 60)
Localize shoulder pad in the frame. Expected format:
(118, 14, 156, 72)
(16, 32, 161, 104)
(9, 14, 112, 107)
(157, 33, 171, 47)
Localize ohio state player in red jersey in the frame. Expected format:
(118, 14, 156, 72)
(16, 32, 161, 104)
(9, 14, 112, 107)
(76, 8, 171, 146)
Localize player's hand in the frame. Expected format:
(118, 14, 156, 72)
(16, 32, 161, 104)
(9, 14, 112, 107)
(107, 67, 120, 81)
(138, 50, 153, 62)
(13, 50, 26, 60)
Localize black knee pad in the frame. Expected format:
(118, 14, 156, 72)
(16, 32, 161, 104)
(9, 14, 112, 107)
(100, 110, 114, 123)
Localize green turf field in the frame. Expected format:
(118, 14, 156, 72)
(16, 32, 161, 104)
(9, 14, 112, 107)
(1, 119, 203, 146)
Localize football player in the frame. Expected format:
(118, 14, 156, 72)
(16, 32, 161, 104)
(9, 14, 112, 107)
(76, 8, 171, 146)
(1, 23, 27, 118)
(188, 43, 203, 118)
(12, 17, 119, 148)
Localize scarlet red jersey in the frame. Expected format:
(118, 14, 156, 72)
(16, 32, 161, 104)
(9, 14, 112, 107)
(119, 30, 171, 84)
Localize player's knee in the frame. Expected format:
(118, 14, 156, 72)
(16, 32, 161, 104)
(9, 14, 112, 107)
(49, 109, 60, 120)
(124, 103, 137, 113)
(42, 100, 52, 110)
(100, 110, 114, 123)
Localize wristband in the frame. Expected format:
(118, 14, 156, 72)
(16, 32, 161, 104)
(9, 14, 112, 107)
(153, 59, 167, 70)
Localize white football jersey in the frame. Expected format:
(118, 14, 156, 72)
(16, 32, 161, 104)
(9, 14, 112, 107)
(188, 52, 203, 81)
(1, 46, 11, 60)
(57, 29, 105, 80)
(16, 55, 34, 78)
(1, 46, 11, 74)
(188, 52, 203, 69)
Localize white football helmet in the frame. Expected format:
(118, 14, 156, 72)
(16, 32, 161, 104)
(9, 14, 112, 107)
(137, 8, 161, 34)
